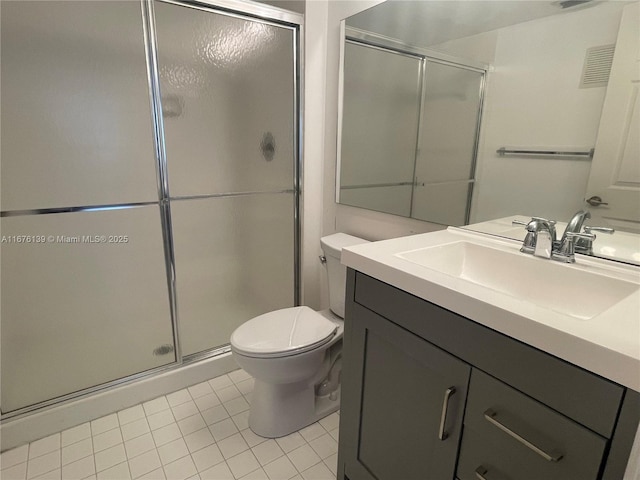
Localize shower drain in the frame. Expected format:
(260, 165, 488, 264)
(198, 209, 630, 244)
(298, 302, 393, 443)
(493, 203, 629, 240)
(153, 344, 175, 356)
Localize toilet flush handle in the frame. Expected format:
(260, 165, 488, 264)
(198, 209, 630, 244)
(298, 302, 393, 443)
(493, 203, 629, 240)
(319, 255, 327, 264)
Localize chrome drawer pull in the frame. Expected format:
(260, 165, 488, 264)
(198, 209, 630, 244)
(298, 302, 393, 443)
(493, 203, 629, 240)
(438, 387, 456, 440)
(484, 408, 563, 462)
(475, 466, 489, 480)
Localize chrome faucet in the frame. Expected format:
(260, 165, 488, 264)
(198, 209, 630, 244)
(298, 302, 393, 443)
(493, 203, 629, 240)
(513, 216, 593, 263)
(561, 210, 615, 255)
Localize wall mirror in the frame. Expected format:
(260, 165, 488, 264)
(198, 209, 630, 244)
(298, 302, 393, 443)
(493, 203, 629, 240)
(337, 0, 639, 263)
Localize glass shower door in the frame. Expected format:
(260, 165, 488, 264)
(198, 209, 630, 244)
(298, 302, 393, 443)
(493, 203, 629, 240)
(153, 1, 297, 356)
(0, 1, 175, 413)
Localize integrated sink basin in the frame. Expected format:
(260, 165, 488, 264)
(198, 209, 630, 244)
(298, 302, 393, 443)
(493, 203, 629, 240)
(396, 241, 639, 320)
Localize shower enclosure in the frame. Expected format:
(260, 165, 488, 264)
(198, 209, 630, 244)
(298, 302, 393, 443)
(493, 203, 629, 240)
(0, 0, 300, 419)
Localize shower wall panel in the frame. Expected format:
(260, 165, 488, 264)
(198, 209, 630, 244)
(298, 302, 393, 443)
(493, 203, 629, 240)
(0, 208, 174, 412)
(0, 1, 159, 211)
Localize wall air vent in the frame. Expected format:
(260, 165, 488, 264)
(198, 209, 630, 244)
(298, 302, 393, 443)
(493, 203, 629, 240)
(580, 44, 615, 89)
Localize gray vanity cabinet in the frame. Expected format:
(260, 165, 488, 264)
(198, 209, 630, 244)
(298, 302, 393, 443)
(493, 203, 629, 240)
(341, 303, 470, 480)
(338, 269, 640, 480)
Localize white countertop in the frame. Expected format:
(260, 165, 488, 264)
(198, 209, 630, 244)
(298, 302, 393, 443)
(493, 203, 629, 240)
(341, 227, 640, 392)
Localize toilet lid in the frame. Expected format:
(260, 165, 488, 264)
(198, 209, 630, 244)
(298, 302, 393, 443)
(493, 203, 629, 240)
(231, 306, 337, 358)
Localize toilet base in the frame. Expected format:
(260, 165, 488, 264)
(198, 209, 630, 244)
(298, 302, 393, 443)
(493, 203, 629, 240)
(247, 378, 340, 438)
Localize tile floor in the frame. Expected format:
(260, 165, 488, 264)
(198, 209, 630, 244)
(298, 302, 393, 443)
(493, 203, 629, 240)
(0, 370, 339, 480)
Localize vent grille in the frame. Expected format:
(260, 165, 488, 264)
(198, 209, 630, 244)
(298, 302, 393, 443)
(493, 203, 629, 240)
(580, 44, 615, 88)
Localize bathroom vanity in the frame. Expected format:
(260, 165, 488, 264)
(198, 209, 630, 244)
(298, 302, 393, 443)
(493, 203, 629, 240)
(337, 228, 640, 480)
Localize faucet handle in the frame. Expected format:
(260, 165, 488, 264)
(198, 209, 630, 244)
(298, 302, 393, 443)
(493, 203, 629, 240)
(553, 232, 596, 263)
(584, 226, 615, 234)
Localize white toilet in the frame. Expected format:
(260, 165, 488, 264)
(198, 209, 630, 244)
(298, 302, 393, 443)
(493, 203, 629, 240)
(230, 233, 367, 438)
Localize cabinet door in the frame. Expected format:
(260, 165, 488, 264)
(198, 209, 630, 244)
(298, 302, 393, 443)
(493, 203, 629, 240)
(341, 303, 471, 480)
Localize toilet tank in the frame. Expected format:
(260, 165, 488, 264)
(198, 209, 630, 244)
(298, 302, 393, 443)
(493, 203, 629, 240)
(320, 233, 368, 318)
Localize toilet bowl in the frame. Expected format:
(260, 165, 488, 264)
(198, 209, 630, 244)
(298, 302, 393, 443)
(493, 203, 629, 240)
(230, 233, 367, 438)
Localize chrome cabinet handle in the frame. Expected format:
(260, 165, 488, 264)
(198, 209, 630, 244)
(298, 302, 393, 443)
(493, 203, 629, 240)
(438, 387, 456, 440)
(484, 409, 563, 462)
(475, 466, 489, 480)
(586, 195, 608, 206)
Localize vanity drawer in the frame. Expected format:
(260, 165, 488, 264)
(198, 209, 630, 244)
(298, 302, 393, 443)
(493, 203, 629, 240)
(456, 370, 608, 480)
(352, 271, 624, 438)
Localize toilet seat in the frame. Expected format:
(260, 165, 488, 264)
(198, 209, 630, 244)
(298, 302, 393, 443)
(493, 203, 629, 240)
(231, 306, 337, 359)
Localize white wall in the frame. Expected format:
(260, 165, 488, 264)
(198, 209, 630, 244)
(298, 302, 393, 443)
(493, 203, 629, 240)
(470, 2, 624, 223)
(303, 0, 444, 310)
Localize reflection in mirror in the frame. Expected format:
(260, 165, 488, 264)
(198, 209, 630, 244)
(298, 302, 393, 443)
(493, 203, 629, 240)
(337, 0, 640, 263)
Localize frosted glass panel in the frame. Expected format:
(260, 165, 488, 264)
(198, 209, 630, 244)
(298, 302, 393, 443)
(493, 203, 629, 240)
(172, 194, 294, 356)
(414, 62, 483, 183)
(154, 2, 295, 196)
(340, 42, 422, 190)
(1, 207, 174, 412)
(0, 1, 159, 211)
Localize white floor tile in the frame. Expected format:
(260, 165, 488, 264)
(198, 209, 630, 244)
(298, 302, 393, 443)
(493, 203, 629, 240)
(251, 439, 284, 466)
(187, 382, 213, 400)
(60, 455, 95, 480)
(166, 390, 192, 408)
(118, 405, 146, 426)
(193, 394, 220, 413)
(231, 411, 250, 431)
(263, 456, 298, 480)
(215, 386, 242, 404)
(97, 461, 131, 480)
(122, 418, 151, 441)
(28, 434, 60, 460)
(240, 429, 268, 449)
(142, 397, 170, 417)
(223, 397, 249, 417)
(61, 438, 93, 466)
(318, 414, 339, 433)
(217, 433, 249, 460)
(12, 371, 338, 480)
(177, 414, 206, 437)
(287, 445, 321, 473)
(300, 462, 334, 480)
(323, 454, 337, 476)
(239, 468, 268, 480)
(147, 410, 176, 432)
(228, 370, 252, 384)
(183, 429, 215, 454)
(61, 424, 91, 448)
(31, 467, 61, 480)
(92, 428, 123, 453)
(163, 455, 197, 480)
(27, 451, 60, 479)
(308, 434, 338, 460)
(200, 405, 229, 426)
(208, 419, 238, 442)
(91, 414, 119, 436)
(137, 467, 165, 480)
(227, 450, 260, 479)
(157, 438, 189, 466)
(125, 433, 156, 460)
(298, 424, 325, 443)
(199, 461, 233, 480)
(95, 444, 126, 472)
(171, 402, 199, 422)
(207, 375, 233, 392)
(2, 462, 27, 480)
(191, 444, 223, 473)
(151, 424, 182, 448)
(275, 432, 306, 454)
(1, 444, 29, 470)
(128, 450, 161, 479)
(235, 379, 254, 396)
